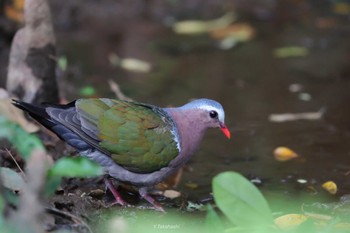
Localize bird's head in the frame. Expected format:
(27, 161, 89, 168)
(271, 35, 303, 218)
(180, 98, 231, 139)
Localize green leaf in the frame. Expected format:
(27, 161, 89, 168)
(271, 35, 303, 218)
(45, 157, 103, 197)
(44, 175, 62, 197)
(212, 171, 273, 227)
(0, 167, 25, 192)
(205, 204, 224, 233)
(58, 56, 68, 71)
(79, 86, 96, 97)
(0, 194, 4, 215)
(0, 116, 44, 160)
(2, 189, 19, 207)
(49, 157, 103, 177)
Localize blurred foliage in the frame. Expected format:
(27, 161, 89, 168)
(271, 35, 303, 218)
(0, 167, 25, 192)
(79, 86, 96, 97)
(0, 115, 44, 160)
(45, 156, 103, 196)
(116, 171, 350, 233)
(0, 113, 103, 232)
(212, 172, 273, 227)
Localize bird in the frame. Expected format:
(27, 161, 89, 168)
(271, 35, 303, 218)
(12, 98, 230, 211)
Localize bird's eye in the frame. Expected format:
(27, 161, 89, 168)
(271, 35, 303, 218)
(209, 110, 218, 118)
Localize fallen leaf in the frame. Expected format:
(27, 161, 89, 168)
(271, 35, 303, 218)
(322, 181, 337, 194)
(109, 53, 151, 73)
(172, 12, 236, 35)
(273, 147, 298, 162)
(185, 181, 199, 189)
(274, 214, 308, 230)
(297, 179, 308, 184)
(333, 3, 350, 15)
(210, 23, 254, 39)
(274, 46, 309, 58)
(163, 190, 181, 199)
(0, 167, 25, 192)
(4, 1, 24, 24)
(269, 110, 323, 122)
(211, 23, 256, 50)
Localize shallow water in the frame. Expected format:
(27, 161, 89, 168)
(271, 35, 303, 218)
(51, 0, 350, 209)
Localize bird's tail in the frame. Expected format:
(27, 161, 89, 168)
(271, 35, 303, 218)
(12, 100, 92, 152)
(12, 99, 49, 118)
(11, 99, 55, 129)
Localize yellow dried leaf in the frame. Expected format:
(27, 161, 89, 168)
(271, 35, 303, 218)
(108, 53, 151, 73)
(4, 0, 24, 23)
(4, 5, 23, 23)
(210, 23, 255, 41)
(333, 3, 350, 15)
(172, 12, 236, 35)
(13, 0, 24, 9)
(185, 182, 199, 189)
(273, 147, 298, 162)
(274, 214, 308, 230)
(274, 46, 309, 58)
(322, 181, 337, 194)
(120, 58, 151, 73)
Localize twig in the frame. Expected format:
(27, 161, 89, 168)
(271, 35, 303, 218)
(5, 148, 26, 179)
(108, 79, 133, 101)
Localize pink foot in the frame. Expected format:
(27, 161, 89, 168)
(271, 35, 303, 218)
(139, 187, 165, 212)
(104, 178, 126, 206)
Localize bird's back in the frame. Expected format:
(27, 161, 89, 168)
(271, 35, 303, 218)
(14, 98, 180, 173)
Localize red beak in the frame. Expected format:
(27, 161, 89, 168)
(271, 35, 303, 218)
(219, 122, 231, 139)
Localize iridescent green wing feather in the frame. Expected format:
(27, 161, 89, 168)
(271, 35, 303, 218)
(76, 98, 179, 173)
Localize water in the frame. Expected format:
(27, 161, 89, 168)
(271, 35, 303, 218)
(54, 0, 350, 208)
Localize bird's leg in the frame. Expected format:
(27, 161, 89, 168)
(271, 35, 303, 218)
(104, 178, 126, 206)
(138, 187, 165, 212)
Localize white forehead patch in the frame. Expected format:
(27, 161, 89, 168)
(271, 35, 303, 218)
(181, 98, 226, 122)
(197, 104, 225, 122)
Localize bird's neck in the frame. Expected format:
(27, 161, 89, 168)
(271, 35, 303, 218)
(165, 108, 206, 168)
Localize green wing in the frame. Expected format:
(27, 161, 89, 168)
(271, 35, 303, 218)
(76, 98, 179, 173)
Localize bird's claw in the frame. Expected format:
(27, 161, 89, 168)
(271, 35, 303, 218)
(139, 187, 166, 213)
